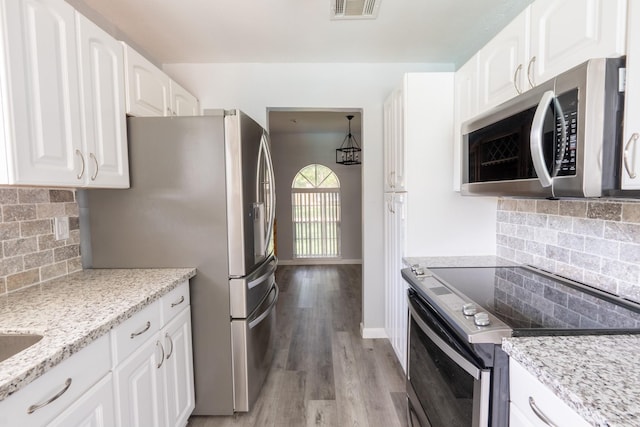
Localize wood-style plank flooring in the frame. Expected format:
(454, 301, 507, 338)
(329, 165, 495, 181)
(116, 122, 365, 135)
(188, 264, 408, 427)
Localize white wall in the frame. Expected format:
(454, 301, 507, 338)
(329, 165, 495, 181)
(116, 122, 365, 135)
(163, 62, 454, 332)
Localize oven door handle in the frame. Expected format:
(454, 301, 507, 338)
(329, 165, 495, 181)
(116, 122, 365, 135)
(409, 300, 482, 380)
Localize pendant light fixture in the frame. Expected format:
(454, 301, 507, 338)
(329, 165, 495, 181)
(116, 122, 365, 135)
(336, 115, 361, 165)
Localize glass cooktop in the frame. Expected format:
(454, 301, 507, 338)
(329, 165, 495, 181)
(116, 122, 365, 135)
(428, 266, 640, 334)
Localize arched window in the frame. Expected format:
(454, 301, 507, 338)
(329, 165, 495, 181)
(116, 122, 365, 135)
(291, 164, 341, 258)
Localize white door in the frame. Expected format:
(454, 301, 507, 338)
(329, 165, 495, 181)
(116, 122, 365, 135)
(478, 9, 529, 110)
(1, 0, 82, 186)
(114, 336, 166, 427)
(161, 308, 195, 427)
(529, 0, 626, 87)
(76, 12, 129, 188)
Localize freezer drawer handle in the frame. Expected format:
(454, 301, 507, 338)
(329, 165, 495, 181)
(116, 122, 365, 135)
(248, 260, 277, 289)
(130, 321, 151, 339)
(27, 378, 72, 414)
(249, 284, 279, 329)
(171, 295, 185, 308)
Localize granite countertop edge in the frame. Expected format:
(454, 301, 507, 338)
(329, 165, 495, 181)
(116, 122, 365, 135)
(403, 255, 518, 269)
(503, 335, 640, 427)
(0, 267, 196, 402)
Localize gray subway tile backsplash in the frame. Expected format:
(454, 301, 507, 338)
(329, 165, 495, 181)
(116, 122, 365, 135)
(497, 198, 640, 304)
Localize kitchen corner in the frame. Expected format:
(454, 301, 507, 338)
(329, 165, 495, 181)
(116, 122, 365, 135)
(0, 268, 195, 401)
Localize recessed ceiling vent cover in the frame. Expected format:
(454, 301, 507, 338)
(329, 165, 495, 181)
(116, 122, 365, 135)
(331, 0, 380, 20)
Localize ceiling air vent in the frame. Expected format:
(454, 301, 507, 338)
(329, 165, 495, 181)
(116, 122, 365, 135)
(331, 0, 380, 20)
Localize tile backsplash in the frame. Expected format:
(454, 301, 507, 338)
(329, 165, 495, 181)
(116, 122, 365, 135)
(497, 198, 640, 303)
(0, 188, 81, 294)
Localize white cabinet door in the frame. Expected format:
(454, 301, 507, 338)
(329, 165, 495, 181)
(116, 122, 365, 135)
(529, 0, 626, 87)
(0, 0, 82, 186)
(383, 88, 405, 192)
(48, 374, 116, 427)
(383, 192, 407, 372)
(170, 80, 200, 117)
(478, 9, 529, 111)
(114, 336, 166, 427)
(123, 43, 171, 117)
(76, 12, 129, 188)
(453, 55, 479, 191)
(161, 307, 195, 427)
(621, 0, 640, 189)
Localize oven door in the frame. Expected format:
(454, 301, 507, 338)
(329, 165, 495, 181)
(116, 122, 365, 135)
(407, 291, 491, 427)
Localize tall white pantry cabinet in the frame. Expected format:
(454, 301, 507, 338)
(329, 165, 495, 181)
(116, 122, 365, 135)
(383, 73, 498, 371)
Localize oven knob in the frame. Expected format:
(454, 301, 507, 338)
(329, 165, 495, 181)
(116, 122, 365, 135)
(474, 312, 490, 327)
(462, 303, 477, 316)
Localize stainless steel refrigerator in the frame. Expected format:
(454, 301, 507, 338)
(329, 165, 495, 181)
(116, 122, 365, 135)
(79, 110, 277, 415)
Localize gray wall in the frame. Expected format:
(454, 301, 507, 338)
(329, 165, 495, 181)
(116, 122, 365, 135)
(270, 130, 362, 263)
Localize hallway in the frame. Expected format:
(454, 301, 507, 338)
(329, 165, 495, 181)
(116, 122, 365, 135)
(188, 264, 408, 427)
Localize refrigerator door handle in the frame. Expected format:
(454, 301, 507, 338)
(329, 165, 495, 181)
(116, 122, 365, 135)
(263, 132, 276, 251)
(248, 284, 279, 329)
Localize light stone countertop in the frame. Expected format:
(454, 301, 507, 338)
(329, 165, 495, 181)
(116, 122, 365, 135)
(503, 335, 640, 427)
(403, 255, 518, 269)
(0, 268, 196, 401)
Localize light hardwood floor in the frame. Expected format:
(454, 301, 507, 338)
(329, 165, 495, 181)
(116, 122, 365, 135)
(188, 264, 408, 427)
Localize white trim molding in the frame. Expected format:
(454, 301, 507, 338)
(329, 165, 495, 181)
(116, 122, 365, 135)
(360, 323, 387, 339)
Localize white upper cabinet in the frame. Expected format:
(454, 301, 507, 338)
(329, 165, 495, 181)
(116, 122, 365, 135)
(478, 9, 530, 111)
(453, 55, 479, 191)
(76, 12, 129, 188)
(621, 0, 640, 189)
(0, 0, 82, 186)
(472, 0, 626, 118)
(529, 0, 627, 87)
(123, 44, 199, 118)
(123, 43, 171, 117)
(383, 87, 405, 192)
(0, 0, 129, 188)
(170, 80, 200, 116)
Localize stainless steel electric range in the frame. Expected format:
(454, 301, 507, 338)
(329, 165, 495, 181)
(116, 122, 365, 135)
(401, 264, 640, 427)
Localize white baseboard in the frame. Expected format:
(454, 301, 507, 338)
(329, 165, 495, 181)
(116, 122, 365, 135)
(360, 323, 387, 339)
(278, 258, 362, 266)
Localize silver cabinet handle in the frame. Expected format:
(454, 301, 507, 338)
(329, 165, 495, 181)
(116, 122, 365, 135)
(389, 171, 396, 189)
(130, 321, 151, 339)
(528, 396, 559, 427)
(171, 295, 185, 308)
(165, 332, 174, 360)
(624, 133, 639, 179)
(166, 107, 171, 116)
(156, 341, 165, 369)
(27, 378, 72, 414)
(513, 63, 523, 94)
(89, 153, 99, 181)
(527, 56, 537, 88)
(75, 150, 85, 180)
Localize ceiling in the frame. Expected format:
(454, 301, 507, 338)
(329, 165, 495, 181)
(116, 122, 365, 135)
(72, 0, 533, 67)
(269, 111, 362, 135)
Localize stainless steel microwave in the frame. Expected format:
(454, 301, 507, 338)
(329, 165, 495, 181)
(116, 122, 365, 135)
(461, 57, 625, 198)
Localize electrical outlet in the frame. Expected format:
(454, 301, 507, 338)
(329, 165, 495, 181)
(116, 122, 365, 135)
(54, 217, 70, 241)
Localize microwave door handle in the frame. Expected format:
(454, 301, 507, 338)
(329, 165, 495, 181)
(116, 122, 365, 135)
(530, 90, 555, 188)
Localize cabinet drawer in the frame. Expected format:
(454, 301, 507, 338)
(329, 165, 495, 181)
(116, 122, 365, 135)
(509, 359, 590, 427)
(111, 300, 161, 365)
(0, 333, 110, 427)
(161, 281, 190, 326)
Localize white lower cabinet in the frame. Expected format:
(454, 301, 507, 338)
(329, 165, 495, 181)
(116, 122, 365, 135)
(48, 374, 116, 427)
(0, 281, 194, 427)
(0, 334, 111, 427)
(509, 358, 590, 427)
(113, 282, 194, 427)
